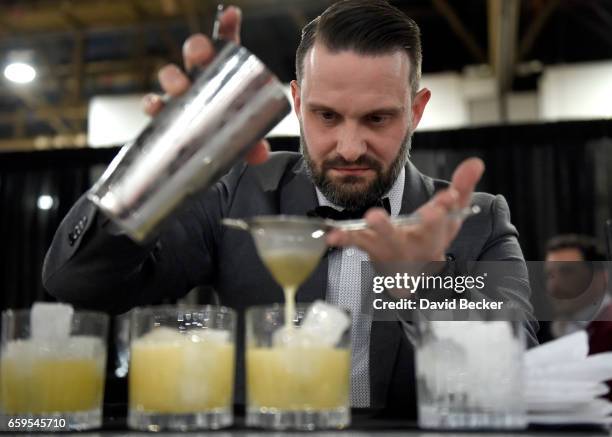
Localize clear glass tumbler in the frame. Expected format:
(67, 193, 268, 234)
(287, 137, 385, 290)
(0, 309, 108, 431)
(246, 303, 351, 430)
(415, 320, 527, 430)
(128, 305, 235, 431)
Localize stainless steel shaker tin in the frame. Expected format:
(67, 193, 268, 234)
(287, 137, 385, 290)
(87, 40, 291, 242)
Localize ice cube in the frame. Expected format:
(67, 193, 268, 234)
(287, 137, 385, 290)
(3, 339, 34, 360)
(300, 300, 350, 347)
(272, 326, 317, 348)
(181, 341, 210, 405)
(31, 302, 74, 341)
(188, 328, 230, 344)
(138, 326, 185, 344)
(65, 336, 106, 359)
(425, 321, 522, 409)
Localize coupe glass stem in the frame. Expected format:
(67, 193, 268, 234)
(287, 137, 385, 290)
(283, 286, 297, 330)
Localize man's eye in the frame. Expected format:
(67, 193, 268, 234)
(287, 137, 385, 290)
(319, 111, 336, 121)
(368, 114, 389, 124)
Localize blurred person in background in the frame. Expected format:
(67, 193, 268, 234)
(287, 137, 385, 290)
(544, 234, 611, 353)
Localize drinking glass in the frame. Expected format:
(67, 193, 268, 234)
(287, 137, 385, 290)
(415, 320, 527, 430)
(223, 216, 328, 326)
(128, 305, 235, 431)
(0, 309, 108, 431)
(246, 303, 351, 430)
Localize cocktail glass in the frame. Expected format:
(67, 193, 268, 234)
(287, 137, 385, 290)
(127, 305, 235, 431)
(0, 308, 108, 431)
(222, 216, 328, 326)
(246, 303, 351, 430)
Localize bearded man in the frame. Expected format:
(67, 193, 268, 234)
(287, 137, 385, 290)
(43, 0, 536, 415)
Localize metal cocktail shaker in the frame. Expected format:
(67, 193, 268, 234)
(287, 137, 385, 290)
(87, 39, 291, 242)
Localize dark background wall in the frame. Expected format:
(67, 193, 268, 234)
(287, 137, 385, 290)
(1, 119, 611, 312)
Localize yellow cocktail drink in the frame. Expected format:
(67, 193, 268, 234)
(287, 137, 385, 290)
(247, 346, 350, 410)
(1, 338, 105, 414)
(129, 328, 234, 413)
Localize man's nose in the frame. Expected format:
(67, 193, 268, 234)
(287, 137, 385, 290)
(336, 123, 367, 162)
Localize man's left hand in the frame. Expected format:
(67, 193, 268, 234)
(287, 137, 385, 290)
(325, 157, 485, 263)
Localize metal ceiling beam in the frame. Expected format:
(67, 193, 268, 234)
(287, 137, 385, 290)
(0, 138, 44, 152)
(60, 1, 86, 31)
(0, 105, 88, 124)
(69, 32, 85, 104)
(34, 57, 165, 78)
(0, 134, 88, 152)
(488, 0, 520, 120)
(431, 0, 487, 64)
(0, 0, 330, 39)
(518, 0, 561, 62)
(12, 91, 74, 135)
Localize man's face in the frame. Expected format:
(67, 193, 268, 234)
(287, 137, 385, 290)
(545, 248, 592, 299)
(291, 43, 430, 209)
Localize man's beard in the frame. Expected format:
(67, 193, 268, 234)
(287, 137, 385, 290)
(301, 128, 413, 211)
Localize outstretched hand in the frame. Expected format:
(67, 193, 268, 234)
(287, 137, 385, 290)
(326, 158, 485, 263)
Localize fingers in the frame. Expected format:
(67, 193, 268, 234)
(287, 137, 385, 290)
(182, 34, 215, 71)
(148, 34, 213, 116)
(217, 6, 242, 43)
(363, 208, 404, 250)
(146, 5, 242, 116)
(142, 93, 164, 117)
(450, 157, 485, 207)
(158, 64, 190, 96)
(145, 5, 243, 117)
(245, 139, 270, 165)
(325, 159, 483, 264)
(431, 187, 459, 214)
(326, 209, 400, 261)
(181, 6, 242, 71)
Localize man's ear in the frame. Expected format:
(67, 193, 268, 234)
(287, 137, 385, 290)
(411, 88, 431, 130)
(290, 80, 302, 120)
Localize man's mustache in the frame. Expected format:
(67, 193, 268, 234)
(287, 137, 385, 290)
(321, 155, 383, 172)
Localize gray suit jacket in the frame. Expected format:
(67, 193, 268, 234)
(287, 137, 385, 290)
(43, 152, 536, 416)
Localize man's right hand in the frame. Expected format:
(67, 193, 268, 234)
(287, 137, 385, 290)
(142, 5, 270, 165)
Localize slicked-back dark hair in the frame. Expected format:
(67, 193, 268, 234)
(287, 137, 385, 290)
(295, 0, 422, 96)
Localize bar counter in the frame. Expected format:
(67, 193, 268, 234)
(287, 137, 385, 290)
(18, 408, 609, 436)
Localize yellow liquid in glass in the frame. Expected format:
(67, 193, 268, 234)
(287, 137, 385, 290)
(1, 356, 104, 414)
(129, 337, 234, 413)
(261, 251, 322, 291)
(247, 347, 350, 410)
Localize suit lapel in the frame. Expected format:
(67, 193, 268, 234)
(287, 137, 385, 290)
(279, 158, 328, 302)
(399, 161, 436, 215)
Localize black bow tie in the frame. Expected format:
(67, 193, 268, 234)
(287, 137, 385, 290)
(307, 198, 391, 221)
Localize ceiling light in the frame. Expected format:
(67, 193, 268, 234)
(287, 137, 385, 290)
(4, 62, 36, 84)
(37, 195, 54, 210)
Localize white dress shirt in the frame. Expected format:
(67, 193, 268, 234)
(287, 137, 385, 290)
(316, 167, 405, 407)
